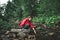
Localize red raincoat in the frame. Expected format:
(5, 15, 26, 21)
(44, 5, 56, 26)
(19, 18, 34, 30)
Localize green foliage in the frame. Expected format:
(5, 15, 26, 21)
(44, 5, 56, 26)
(32, 15, 60, 27)
(0, 0, 60, 29)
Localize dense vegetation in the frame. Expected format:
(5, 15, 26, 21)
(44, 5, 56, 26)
(0, 0, 60, 29)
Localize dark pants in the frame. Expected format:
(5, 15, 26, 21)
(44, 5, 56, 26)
(23, 24, 30, 29)
(20, 24, 31, 33)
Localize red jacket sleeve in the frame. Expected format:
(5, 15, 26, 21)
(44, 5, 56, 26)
(29, 22, 34, 30)
(20, 18, 27, 27)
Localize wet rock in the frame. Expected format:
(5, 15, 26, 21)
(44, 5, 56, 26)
(17, 32, 26, 38)
(13, 39, 19, 40)
(48, 32, 54, 36)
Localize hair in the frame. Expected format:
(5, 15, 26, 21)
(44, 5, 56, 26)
(27, 16, 31, 18)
